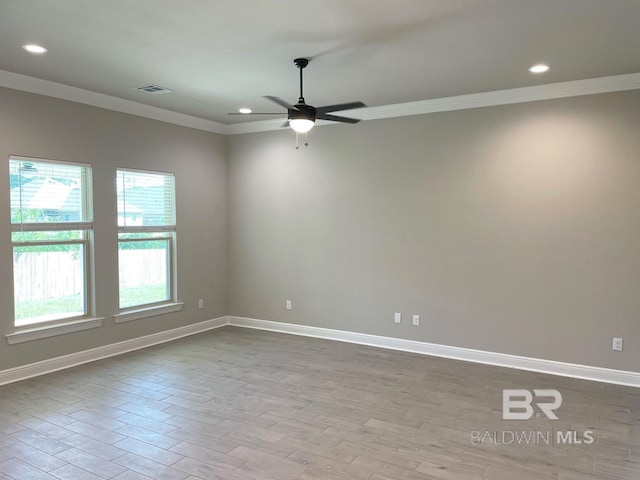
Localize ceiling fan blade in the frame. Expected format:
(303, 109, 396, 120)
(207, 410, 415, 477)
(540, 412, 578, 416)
(264, 96, 297, 110)
(228, 112, 284, 115)
(316, 113, 361, 124)
(316, 101, 366, 114)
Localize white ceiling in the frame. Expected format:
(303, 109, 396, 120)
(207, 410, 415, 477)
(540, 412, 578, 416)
(1, 0, 639, 126)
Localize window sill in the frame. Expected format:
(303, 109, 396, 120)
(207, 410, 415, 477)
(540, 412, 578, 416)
(113, 302, 184, 324)
(5, 317, 105, 345)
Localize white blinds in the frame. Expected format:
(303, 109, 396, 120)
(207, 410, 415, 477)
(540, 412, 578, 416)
(9, 156, 93, 229)
(117, 168, 176, 230)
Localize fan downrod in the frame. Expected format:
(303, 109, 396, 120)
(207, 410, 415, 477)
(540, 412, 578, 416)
(294, 58, 309, 104)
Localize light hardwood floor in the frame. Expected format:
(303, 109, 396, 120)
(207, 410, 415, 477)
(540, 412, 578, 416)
(0, 326, 638, 480)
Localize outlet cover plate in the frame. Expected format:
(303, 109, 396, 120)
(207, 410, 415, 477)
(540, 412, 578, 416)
(613, 337, 623, 351)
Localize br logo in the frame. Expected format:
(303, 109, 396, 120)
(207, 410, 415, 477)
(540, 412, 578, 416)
(502, 389, 562, 420)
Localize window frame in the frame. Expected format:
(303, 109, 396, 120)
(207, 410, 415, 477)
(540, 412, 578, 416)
(9, 155, 95, 330)
(116, 167, 178, 316)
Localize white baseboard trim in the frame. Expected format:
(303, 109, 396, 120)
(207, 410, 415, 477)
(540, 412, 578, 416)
(2, 315, 637, 388)
(0, 316, 230, 386)
(228, 316, 640, 388)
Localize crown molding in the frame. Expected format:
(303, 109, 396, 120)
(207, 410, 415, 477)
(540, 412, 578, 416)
(225, 72, 640, 134)
(0, 69, 227, 134)
(223, 117, 335, 135)
(2, 69, 640, 136)
(354, 72, 640, 122)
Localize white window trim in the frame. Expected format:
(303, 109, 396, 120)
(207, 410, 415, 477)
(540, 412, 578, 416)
(116, 167, 177, 313)
(10, 155, 95, 328)
(116, 166, 174, 177)
(10, 155, 91, 169)
(14, 222, 93, 232)
(113, 302, 183, 324)
(5, 317, 104, 344)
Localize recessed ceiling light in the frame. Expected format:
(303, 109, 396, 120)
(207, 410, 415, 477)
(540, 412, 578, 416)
(528, 63, 550, 74)
(238, 108, 252, 114)
(22, 44, 48, 54)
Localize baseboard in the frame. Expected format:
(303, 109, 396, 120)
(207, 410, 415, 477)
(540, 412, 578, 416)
(0, 316, 230, 386)
(228, 316, 640, 388)
(3, 315, 638, 388)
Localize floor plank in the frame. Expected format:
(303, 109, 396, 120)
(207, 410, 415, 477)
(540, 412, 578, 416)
(0, 326, 638, 480)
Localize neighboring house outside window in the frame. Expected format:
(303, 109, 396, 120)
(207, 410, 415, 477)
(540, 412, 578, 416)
(9, 156, 94, 328)
(116, 168, 177, 310)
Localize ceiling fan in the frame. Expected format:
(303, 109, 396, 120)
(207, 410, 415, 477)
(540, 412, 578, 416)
(230, 58, 366, 135)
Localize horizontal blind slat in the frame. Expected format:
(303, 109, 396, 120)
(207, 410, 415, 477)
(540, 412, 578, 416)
(117, 169, 176, 228)
(9, 157, 93, 228)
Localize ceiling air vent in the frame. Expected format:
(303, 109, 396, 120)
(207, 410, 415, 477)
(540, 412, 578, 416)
(136, 84, 173, 95)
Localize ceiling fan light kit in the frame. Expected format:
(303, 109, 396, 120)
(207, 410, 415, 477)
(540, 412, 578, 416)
(289, 118, 314, 134)
(230, 57, 366, 147)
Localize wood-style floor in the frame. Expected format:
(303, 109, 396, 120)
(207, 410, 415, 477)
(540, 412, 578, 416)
(0, 326, 638, 480)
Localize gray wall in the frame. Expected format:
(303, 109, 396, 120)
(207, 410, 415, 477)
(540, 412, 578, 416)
(228, 91, 640, 372)
(2, 85, 638, 374)
(0, 87, 228, 370)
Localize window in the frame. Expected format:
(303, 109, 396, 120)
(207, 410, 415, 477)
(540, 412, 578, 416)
(9, 156, 93, 328)
(117, 168, 176, 311)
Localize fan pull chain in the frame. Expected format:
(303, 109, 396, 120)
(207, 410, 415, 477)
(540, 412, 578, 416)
(294, 132, 310, 149)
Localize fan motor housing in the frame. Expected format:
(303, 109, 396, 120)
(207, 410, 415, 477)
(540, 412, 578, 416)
(289, 104, 316, 122)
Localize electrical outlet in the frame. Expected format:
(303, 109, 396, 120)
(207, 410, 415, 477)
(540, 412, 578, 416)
(412, 314, 420, 326)
(612, 337, 623, 351)
(286, 300, 292, 310)
(394, 312, 402, 324)
(198, 299, 204, 309)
